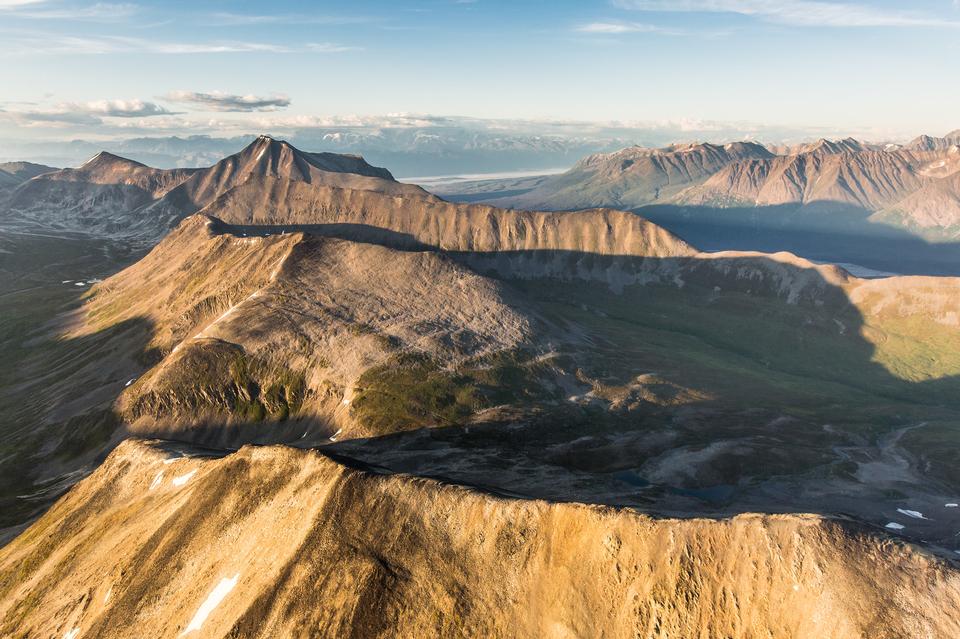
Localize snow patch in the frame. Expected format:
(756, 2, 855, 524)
(329, 428, 343, 442)
(172, 470, 197, 487)
(885, 522, 905, 530)
(149, 471, 164, 490)
(180, 573, 240, 636)
(897, 508, 928, 520)
(125, 378, 136, 387)
(64, 629, 80, 639)
(946, 503, 958, 508)
(105, 586, 112, 603)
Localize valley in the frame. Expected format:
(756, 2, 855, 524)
(436, 132, 960, 277)
(2, 137, 960, 636)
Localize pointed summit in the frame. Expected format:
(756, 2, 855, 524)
(217, 135, 395, 184)
(78, 151, 148, 173)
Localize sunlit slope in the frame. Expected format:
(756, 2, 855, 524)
(0, 136, 429, 243)
(197, 176, 695, 257)
(70, 195, 960, 449)
(74, 215, 540, 443)
(2, 439, 957, 639)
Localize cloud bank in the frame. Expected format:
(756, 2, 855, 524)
(166, 91, 292, 112)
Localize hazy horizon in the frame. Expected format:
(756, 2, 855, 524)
(2, 0, 960, 148)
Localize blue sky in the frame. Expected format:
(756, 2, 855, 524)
(1, 0, 959, 141)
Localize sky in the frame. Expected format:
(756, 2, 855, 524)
(1, 0, 959, 143)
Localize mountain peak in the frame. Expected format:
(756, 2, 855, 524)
(79, 151, 148, 171)
(228, 135, 395, 182)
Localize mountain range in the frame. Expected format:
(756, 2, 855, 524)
(440, 130, 960, 245)
(2, 137, 960, 636)
(1, 136, 429, 245)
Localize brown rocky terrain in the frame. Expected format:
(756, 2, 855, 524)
(5, 140, 960, 636)
(2, 439, 958, 639)
(907, 130, 960, 152)
(0, 136, 427, 244)
(677, 149, 928, 211)
(448, 133, 960, 244)
(485, 141, 772, 211)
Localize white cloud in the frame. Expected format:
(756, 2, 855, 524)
(1, 2, 137, 21)
(0, 33, 301, 56)
(305, 42, 362, 53)
(576, 21, 682, 34)
(613, 0, 960, 28)
(166, 91, 291, 112)
(1, 99, 176, 127)
(205, 12, 371, 26)
(0, 0, 45, 8)
(2, 110, 101, 128)
(79, 99, 177, 117)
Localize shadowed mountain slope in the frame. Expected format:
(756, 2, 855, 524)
(877, 168, 960, 234)
(0, 161, 57, 193)
(0, 161, 57, 182)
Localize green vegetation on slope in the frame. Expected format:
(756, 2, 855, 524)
(350, 350, 555, 435)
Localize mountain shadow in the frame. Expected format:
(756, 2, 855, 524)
(4, 226, 960, 559)
(311, 246, 960, 555)
(639, 202, 960, 276)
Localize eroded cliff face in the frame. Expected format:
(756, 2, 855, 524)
(1, 439, 958, 639)
(198, 176, 696, 259)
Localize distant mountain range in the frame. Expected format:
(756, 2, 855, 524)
(0, 129, 631, 177)
(0, 136, 429, 244)
(6, 120, 941, 179)
(437, 131, 960, 249)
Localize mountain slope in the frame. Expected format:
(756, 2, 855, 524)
(79, 214, 540, 443)
(2, 439, 958, 639)
(197, 176, 695, 260)
(443, 137, 960, 243)
(906, 130, 960, 152)
(789, 137, 872, 156)
(875, 170, 960, 235)
(1, 153, 199, 238)
(145, 135, 431, 223)
(6, 146, 960, 636)
(0, 171, 18, 191)
(0, 161, 58, 193)
(678, 150, 929, 212)
(486, 142, 772, 211)
(0, 161, 57, 181)
(0, 137, 427, 244)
